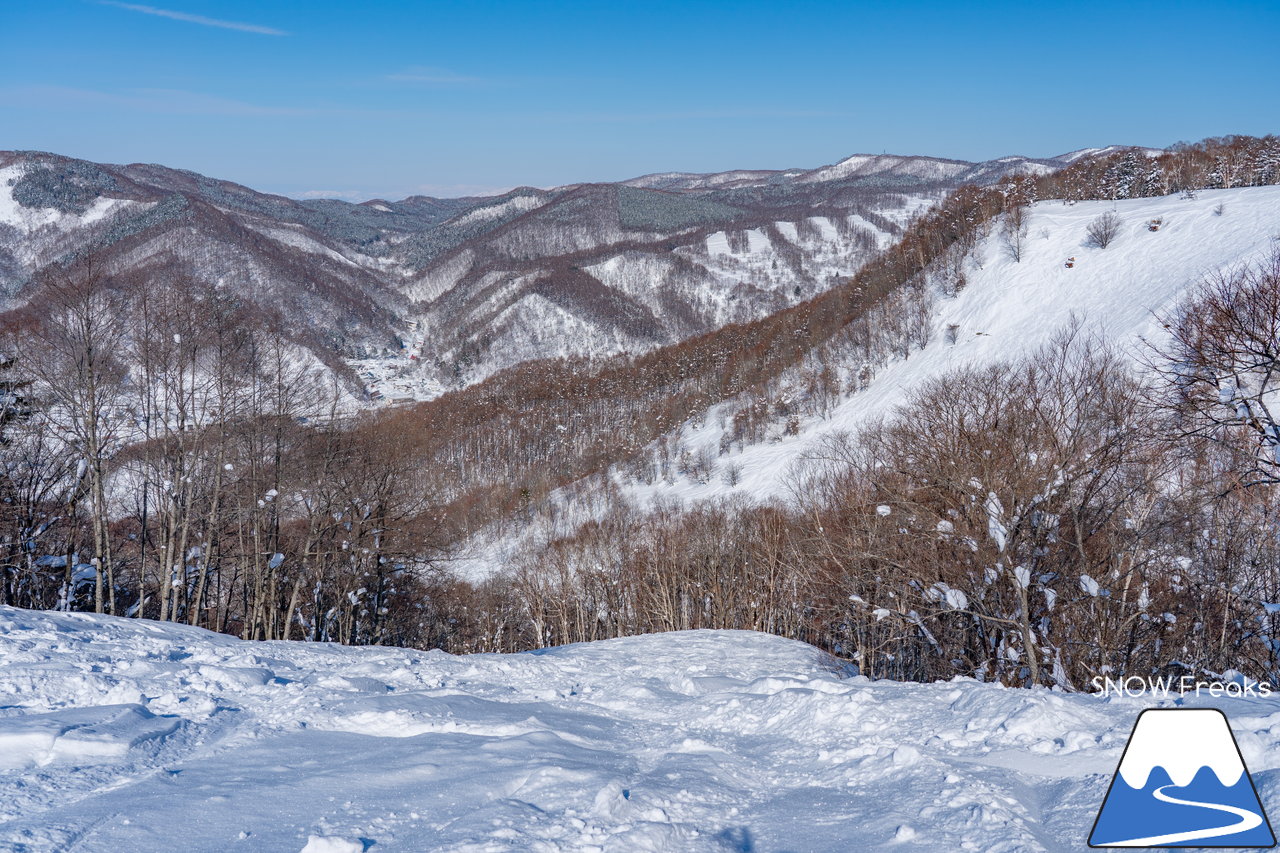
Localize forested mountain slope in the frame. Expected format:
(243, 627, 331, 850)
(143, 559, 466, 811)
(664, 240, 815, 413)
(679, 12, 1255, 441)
(435, 138, 1280, 687)
(6, 136, 1279, 683)
(1, 148, 1071, 400)
(377, 142, 1275, 545)
(446, 183, 1280, 579)
(617, 185, 1280, 507)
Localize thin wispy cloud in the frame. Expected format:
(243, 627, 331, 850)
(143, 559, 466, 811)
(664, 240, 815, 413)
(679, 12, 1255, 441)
(98, 1, 288, 36)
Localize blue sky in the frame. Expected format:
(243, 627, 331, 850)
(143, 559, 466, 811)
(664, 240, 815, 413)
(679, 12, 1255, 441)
(2, 1, 1277, 200)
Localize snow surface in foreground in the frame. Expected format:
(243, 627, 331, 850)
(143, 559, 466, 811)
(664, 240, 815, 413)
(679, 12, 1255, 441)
(3, 609, 1280, 851)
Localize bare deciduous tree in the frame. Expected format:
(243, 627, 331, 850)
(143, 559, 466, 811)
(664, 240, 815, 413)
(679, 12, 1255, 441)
(999, 177, 1034, 262)
(1085, 211, 1121, 249)
(17, 258, 129, 614)
(1157, 250, 1280, 488)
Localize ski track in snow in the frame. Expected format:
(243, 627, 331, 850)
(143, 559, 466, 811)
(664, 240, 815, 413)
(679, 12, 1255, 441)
(3, 608, 1280, 851)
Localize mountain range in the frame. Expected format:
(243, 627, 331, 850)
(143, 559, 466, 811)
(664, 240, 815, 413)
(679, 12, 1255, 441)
(0, 146, 1106, 401)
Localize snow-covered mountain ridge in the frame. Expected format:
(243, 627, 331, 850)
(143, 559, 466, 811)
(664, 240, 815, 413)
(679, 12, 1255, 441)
(3, 605, 1277, 852)
(453, 184, 1280, 579)
(623, 185, 1280, 507)
(0, 147, 1084, 403)
(620, 150, 1070, 191)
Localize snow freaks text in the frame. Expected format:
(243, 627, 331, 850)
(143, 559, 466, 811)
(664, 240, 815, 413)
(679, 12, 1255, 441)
(1092, 676, 1274, 698)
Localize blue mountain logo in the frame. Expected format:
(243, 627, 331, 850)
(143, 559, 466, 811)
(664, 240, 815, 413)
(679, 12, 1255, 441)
(1090, 708, 1275, 847)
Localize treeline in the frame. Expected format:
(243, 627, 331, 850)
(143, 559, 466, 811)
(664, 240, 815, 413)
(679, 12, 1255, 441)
(0, 260, 450, 647)
(1040, 135, 1280, 201)
(476, 278, 1280, 687)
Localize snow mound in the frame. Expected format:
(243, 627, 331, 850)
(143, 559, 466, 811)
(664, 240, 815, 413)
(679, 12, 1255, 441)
(3, 606, 1279, 850)
(301, 836, 364, 853)
(0, 704, 180, 770)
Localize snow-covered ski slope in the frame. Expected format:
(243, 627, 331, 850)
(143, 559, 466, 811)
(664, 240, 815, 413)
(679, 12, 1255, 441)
(623, 185, 1280, 508)
(3, 607, 1280, 852)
